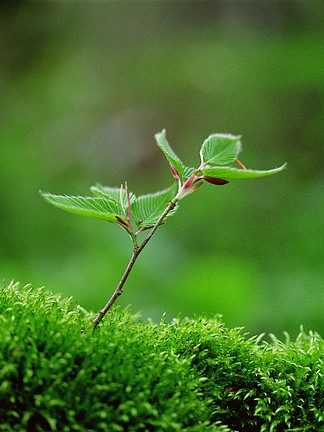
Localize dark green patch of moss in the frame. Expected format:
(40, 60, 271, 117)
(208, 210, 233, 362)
(0, 282, 323, 431)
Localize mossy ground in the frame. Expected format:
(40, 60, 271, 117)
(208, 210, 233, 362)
(0, 282, 323, 431)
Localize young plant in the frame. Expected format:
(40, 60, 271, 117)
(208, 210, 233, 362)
(40, 130, 286, 329)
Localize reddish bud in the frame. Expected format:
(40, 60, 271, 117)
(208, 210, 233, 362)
(170, 164, 180, 180)
(202, 177, 229, 186)
(183, 172, 199, 189)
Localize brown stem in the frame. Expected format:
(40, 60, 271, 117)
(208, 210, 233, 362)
(92, 200, 177, 330)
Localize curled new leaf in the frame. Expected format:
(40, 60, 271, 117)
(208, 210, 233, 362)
(155, 129, 186, 180)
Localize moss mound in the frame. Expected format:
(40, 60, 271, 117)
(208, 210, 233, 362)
(0, 282, 323, 431)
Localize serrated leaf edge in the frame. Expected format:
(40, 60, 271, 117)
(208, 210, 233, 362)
(202, 163, 287, 179)
(200, 133, 242, 167)
(40, 192, 124, 223)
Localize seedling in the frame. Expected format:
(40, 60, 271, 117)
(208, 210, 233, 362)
(41, 130, 286, 329)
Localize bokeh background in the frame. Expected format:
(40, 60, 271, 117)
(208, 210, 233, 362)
(1, 1, 323, 337)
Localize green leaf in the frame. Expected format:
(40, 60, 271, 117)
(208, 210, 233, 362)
(90, 184, 136, 208)
(40, 192, 124, 223)
(202, 163, 287, 179)
(154, 129, 185, 179)
(200, 134, 242, 166)
(131, 184, 177, 230)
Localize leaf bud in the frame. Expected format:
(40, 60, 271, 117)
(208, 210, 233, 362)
(202, 177, 229, 186)
(169, 164, 180, 180)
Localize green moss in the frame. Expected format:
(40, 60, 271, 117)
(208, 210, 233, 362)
(0, 282, 323, 431)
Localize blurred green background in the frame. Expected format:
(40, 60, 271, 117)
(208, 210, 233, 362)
(1, 1, 323, 336)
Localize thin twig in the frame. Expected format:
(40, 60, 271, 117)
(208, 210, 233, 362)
(92, 200, 177, 330)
